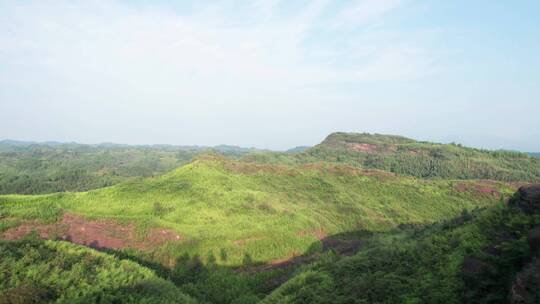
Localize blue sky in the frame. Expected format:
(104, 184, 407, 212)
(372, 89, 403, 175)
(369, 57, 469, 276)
(0, 0, 539, 150)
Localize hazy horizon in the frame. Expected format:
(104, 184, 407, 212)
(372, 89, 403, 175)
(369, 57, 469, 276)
(1, 1, 539, 151)
(2, 131, 540, 153)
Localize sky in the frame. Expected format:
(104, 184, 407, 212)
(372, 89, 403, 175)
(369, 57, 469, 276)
(0, 0, 539, 151)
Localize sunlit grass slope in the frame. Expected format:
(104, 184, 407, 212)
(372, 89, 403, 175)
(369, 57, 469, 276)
(262, 196, 540, 304)
(0, 155, 516, 265)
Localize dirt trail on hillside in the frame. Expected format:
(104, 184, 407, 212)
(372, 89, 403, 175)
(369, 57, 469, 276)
(1, 213, 181, 250)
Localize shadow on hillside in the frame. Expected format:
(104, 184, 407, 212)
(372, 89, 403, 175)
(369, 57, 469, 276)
(240, 229, 373, 274)
(4, 205, 487, 303)
(81, 206, 489, 281)
(8, 212, 479, 304)
(82, 228, 383, 304)
(9, 207, 485, 302)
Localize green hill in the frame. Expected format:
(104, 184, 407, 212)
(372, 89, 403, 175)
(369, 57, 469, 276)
(1, 155, 516, 266)
(263, 184, 540, 304)
(243, 132, 540, 182)
(2, 183, 538, 303)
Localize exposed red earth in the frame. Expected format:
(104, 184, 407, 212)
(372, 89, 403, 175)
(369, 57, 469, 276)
(1, 213, 181, 250)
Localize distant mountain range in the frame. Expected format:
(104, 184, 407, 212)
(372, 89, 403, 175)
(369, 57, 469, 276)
(0, 139, 266, 195)
(2, 133, 539, 195)
(285, 146, 310, 153)
(0, 139, 264, 153)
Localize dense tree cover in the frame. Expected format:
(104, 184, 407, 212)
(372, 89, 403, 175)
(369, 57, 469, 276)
(242, 132, 540, 182)
(0, 237, 289, 304)
(103, 247, 293, 304)
(0, 141, 259, 194)
(263, 201, 540, 304)
(0, 239, 196, 303)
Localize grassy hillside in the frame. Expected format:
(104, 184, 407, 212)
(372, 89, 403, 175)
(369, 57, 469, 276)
(242, 132, 540, 182)
(0, 141, 260, 195)
(263, 189, 540, 304)
(0, 239, 196, 303)
(1, 151, 531, 303)
(0, 155, 516, 266)
(2, 185, 537, 304)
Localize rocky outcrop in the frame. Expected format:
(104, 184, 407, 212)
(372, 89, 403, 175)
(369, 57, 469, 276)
(510, 184, 540, 303)
(528, 226, 540, 254)
(461, 184, 540, 303)
(510, 258, 540, 304)
(461, 257, 489, 277)
(519, 185, 540, 202)
(516, 185, 540, 213)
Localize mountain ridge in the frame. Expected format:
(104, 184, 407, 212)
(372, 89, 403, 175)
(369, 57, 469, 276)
(243, 132, 540, 182)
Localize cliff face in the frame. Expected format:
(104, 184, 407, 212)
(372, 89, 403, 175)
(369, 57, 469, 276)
(511, 185, 540, 304)
(516, 185, 540, 213)
(459, 185, 540, 303)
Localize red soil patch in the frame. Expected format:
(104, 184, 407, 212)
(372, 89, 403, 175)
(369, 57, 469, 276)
(148, 228, 183, 244)
(347, 143, 397, 154)
(2, 221, 55, 241)
(347, 143, 379, 153)
(1, 213, 182, 250)
(406, 149, 422, 155)
(453, 181, 502, 198)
